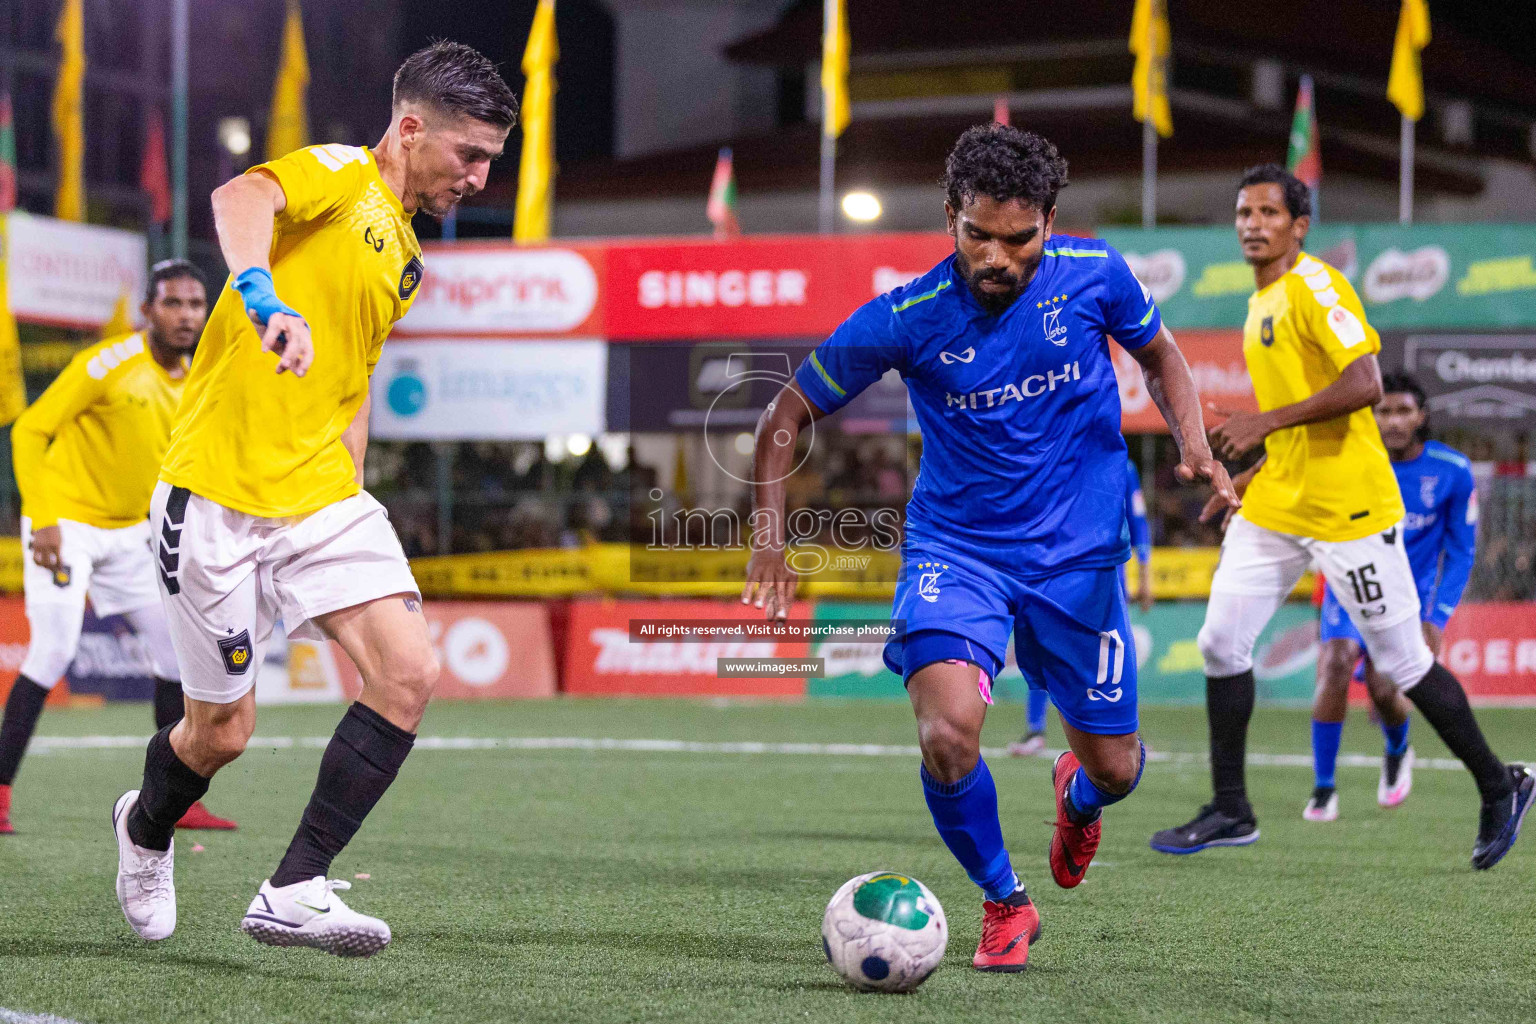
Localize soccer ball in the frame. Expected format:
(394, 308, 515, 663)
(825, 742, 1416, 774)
(821, 871, 947, 993)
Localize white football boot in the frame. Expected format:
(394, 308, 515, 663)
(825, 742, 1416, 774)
(1302, 788, 1339, 822)
(1378, 746, 1415, 808)
(112, 790, 177, 940)
(241, 876, 391, 957)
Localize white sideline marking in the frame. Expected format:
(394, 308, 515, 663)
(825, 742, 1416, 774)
(26, 735, 1525, 772)
(1, 1009, 89, 1024)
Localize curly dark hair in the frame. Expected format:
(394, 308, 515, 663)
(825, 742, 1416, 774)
(1380, 370, 1431, 439)
(1238, 163, 1312, 220)
(942, 124, 1069, 214)
(393, 40, 518, 129)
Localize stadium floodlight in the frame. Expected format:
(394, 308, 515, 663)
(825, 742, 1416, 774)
(217, 116, 251, 157)
(566, 433, 593, 458)
(841, 191, 881, 222)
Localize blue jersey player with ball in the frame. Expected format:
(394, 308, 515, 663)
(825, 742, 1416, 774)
(744, 125, 1238, 973)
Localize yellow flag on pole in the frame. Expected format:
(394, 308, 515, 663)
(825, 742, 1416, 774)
(1130, 0, 1173, 139)
(0, 221, 27, 426)
(1387, 0, 1431, 122)
(821, 0, 850, 139)
(267, 0, 311, 161)
(514, 0, 558, 244)
(51, 0, 85, 222)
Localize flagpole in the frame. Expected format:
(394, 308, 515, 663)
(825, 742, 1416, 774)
(1399, 115, 1414, 224)
(817, 0, 837, 234)
(170, 0, 188, 258)
(1141, 116, 1156, 228)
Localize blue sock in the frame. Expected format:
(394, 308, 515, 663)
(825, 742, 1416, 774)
(1026, 689, 1049, 735)
(1067, 741, 1146, 820)
(1382, 718, 1410, 758)
(1312, 720, 1343, 789)
(920, 760, 1016, 900)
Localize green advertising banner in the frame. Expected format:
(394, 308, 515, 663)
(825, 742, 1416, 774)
(810, 601, 1320, 705)
(1098, 224, 1536, 331)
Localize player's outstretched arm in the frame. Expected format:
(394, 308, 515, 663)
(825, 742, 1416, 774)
(743, 380, 828, 621)
(1128, 326, 1239, 514)
(211, 172, 314, 377)
(1208, 354, 1383, 460)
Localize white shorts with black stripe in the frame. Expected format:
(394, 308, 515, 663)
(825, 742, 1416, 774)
(151, 481, 420, 704)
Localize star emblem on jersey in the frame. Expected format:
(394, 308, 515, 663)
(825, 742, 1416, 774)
(398, 256, 424, 300)
(938, 347, 975, 365)
(915, 562, 948, 603)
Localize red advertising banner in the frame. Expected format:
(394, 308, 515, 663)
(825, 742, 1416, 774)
(334, 601, 558, 701)
(1113, 329, 1257, 433)
(1440, 604, 1536, 704)
(564, 598, 813, 697)
(602, 234, 953, 340)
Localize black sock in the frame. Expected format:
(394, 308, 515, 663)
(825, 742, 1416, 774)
(270, 703, 415, 888)
(152, 678, 184, 731)
(126, 725, 209, 851)
(1406, 662, 1512, 803)
(1207, 670, 1255, 819)
(0, 676, 50, 786)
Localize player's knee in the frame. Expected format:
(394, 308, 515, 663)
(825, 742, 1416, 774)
(916, 715, 980, 784)
(1086, 740, 1144, 795)
(369, 644, 440, 722)
(1314, 649, 1355, 695)
(1197, 621, 1251, 678)
(181, 718, 249, 770)
(1368, 632, 1435, 691)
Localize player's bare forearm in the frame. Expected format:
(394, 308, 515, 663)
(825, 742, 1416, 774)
(343, 393, 371, 485)
(1130, 328, 1240, 511)
(210, 173, 286, 275)
(1211, 356, 1382, 459)
(743, 380, 822, 618)
(1129, 329, 1211, 464)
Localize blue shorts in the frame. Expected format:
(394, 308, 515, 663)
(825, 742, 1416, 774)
(1318, 586, 1365, 647)
(882, 546, 1137, 735)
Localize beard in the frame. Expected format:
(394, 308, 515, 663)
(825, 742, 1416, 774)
(955, 248, 1035, 315)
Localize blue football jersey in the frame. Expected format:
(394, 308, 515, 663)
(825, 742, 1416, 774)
(1397, 441, 1478, 626)
(795, 237, 1162, 577)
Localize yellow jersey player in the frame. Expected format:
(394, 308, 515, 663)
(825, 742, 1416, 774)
(110, 42, 516, 952)
(1150, 165, 1532, 869)
(0, 261, 234, 834)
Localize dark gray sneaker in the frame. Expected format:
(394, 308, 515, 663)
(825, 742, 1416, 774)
(1471, 766, 1534, 871)
(1150, 803, 1260, 855)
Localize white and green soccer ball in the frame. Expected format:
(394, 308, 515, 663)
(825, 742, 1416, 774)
(821, 871, 948, 993)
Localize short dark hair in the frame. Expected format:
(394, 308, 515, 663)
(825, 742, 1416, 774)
(1381, 371, 1428, 410)
(1238, 163, 1312, 220)
(393, 41, 518, 129)
(145, 259, 205, 305)
(942, 124, 1069, 214)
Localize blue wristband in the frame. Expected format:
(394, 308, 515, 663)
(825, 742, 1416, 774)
(232, 267, 302, 326)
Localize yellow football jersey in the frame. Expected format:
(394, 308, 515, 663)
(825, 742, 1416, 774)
(12, 332, 187, 530)
(1239, 252, 1403, 541)
(160, 144, 423, 518)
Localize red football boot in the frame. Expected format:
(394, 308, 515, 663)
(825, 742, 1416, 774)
(1049, 751, 1102, 888)
(176, 800, 238, 830)
(971, 894, 1041, 973)
(0, 784, 12, 834)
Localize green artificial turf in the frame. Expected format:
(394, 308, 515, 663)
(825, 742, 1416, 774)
(1, 699, 1533, 1024)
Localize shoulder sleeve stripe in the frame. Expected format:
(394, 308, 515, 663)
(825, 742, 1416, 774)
(892, 278, 950, 313)
(1138, 305, 1156, 326)
(1426, 448, 1470, 468)
(808, 351, 846, 398)
(1041, 247, 1109, 258)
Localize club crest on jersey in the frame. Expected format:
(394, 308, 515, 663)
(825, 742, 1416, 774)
(218, 629, 254, 676)
(1260, 316, 1275, 347)
(938, 347, 975, 365)
(915, 561, 947, 603)
(1420, 476, 1438, 508)
(398, 256, 424, 300)
(1043, 306, 1068, 346)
